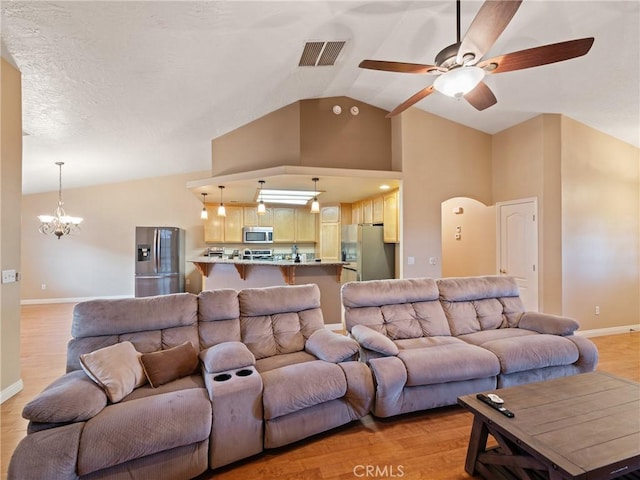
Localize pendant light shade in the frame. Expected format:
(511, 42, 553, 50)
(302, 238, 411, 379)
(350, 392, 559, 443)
(200, 193, 208, 220)
(217, 186, 226, 217)
(310, 177, 320, 214)
(257, 180, 266, 215)
(37, 162, 83, 239)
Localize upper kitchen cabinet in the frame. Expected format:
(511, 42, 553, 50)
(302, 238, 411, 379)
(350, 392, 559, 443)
(320, 205, 340, 224)
(204, 205, 243, 243)
(319, 205, 342, 260)
(383, 190, 399, 243)
(362, 199, 373, 225)
(295, 209, 317, 243)
(373, 196, 384, 224)
(273, 207, 295, 243)
(244, 206, 273, 227)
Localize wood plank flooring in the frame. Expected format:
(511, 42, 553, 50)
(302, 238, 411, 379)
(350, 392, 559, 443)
(1, 303, 638, 480)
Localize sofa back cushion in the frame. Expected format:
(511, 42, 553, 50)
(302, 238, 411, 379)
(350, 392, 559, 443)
(197, 289, 242, 349)
(341, 278, 451, 339)
(238, 284, 324, 360)
(67, 293, 199, 372)
(436, 276, 525, 336)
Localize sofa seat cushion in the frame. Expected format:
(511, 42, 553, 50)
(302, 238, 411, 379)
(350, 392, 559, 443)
(122, 374, 204, 402)
(481, 334, 580, 374)
(399, 344, 500, 387)
(261, 360, 347, 420)
(77, 388, 211, 476)
(458, 327, 537, 346)
(394, 336, 466, 351)
(256, 351, 317, 373)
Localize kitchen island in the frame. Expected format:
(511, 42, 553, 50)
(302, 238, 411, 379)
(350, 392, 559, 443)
(190, 257, 347, 327)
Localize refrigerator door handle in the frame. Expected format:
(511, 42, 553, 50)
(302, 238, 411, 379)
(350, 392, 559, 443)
(153, 228, 160, 273)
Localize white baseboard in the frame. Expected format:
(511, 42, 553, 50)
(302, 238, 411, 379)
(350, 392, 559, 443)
(576, 324, 640, 338)
(21, 295, 133, 305)
(0, 379, 24, 404)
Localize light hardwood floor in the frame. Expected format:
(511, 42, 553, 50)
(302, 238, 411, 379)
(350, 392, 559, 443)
(1, 303, 638, 480)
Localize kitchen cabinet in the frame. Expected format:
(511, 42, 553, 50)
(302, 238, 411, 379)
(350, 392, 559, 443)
(320, 205, 340, 224)
(373, 196, 384, 224)
(204, 205, 243, 243)
(362, 199, 373, 224)
(319, 205, 341, 260)
(351, 201, 362, 225)
(319, 222, 340, 261)
(295, 209, 317, 243)
(383, 190, 399, 243)
(273, 207, 295, 243)
(243, 207, 273, 227)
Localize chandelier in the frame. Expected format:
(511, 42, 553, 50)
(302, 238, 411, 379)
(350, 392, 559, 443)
(37, 162, 83, 239)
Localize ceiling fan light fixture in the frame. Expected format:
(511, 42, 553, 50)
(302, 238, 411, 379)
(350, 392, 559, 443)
(433, 66, 485, 98)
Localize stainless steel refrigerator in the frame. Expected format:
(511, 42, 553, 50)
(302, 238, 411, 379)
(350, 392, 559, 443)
(341, 224, 395, 281)
(135, 226, 185, 297)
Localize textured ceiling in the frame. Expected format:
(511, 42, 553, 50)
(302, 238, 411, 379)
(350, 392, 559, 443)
(2, 1, 639, 195)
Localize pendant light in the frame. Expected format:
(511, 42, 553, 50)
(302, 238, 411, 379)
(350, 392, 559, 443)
(200, 193, 208, 220)
(217, 186, 226, 217)
(37, 162, 83, 239)
(257, 180, 266, 215)
(310, 177, 320, 214)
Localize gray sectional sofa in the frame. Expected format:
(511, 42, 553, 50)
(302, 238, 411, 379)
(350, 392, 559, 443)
(9, 276, 597, 479)
(9, 284, 373, 480)
(342, 275, 599, 418)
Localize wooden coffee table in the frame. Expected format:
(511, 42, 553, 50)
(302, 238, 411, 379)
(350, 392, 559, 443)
(458, 372, 640, 480)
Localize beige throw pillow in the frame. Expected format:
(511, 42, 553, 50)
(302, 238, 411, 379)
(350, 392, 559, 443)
(79, 341, 147, 403)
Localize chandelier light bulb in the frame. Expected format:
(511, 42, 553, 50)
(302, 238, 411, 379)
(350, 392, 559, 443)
(433, 66, 485, 98)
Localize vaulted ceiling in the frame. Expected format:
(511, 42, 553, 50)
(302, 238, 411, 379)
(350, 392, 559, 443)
(2, 1, 638, 195)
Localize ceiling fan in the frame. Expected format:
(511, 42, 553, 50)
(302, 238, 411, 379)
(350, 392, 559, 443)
(359, 0, 594, 117)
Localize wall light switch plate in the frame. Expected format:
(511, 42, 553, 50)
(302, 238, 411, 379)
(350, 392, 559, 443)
(2, 269, 17, 284)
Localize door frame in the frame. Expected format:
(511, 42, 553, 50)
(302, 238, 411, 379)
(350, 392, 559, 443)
(495, 197, 539, 311)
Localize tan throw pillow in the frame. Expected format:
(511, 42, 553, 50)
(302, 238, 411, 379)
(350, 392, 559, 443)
(140, 341, 199, 388)
(79, 341, 147, 403)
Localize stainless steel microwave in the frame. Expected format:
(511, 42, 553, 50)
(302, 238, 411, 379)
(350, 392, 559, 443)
(243, 226, 273, 243)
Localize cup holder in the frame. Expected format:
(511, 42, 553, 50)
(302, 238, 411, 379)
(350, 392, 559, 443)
(235, 369, 253, 377)
(213, 373, 232, 382)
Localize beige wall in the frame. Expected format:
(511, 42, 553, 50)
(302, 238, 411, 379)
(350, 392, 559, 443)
(560, 116, 639, 330)
(211, 102, 300, 176)
(211, 97, 392, 175)
(395, 109, 493, 278)
(21, 171, 211, 301)
(492, 115, 563, 313)
(1, 59, 23, 398)
(299, 97, 391, 170)
(441, 197, 496, 277)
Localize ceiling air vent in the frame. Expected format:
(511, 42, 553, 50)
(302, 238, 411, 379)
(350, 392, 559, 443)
(298, 41, 346, 67)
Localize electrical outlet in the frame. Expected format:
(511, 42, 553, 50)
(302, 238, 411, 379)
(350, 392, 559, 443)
(595, 306, 600, 315)
(407, 256, 415, 265)
(429, 257, 437, 265)
(41, 283, 47, 290)
(2, 269, 17, 284)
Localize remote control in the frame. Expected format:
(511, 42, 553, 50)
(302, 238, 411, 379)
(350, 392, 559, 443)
(476, 393, 515, 418)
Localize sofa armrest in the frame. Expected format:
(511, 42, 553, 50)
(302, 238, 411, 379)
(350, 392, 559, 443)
(351, 325, 399, 356)
(22, 370, 107, 424)
(305, 328, 359, 363)
(200, 341, 255, 374)
(519, 312, 580, 336)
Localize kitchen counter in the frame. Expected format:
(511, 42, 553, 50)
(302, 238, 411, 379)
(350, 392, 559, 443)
(190, 257, 348, 327)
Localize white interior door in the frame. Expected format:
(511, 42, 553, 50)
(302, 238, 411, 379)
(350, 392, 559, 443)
(497, 199, 539, 311)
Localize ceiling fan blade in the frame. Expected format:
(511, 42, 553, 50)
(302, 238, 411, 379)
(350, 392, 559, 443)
(386, 85, 435, 118)
(456, 0, 523, 66)
(478, 37, 594, 74)
(359, 60, 445, 75)
(464, 81, 497, 111)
